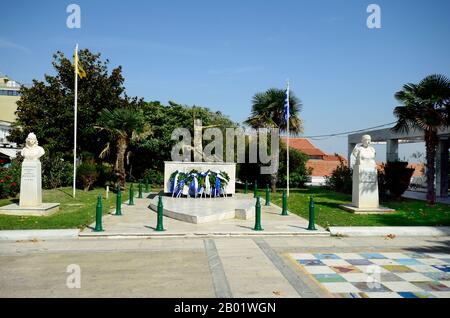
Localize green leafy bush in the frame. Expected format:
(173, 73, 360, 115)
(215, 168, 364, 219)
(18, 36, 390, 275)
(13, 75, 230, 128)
(96, 162, 115, 187)
(383, 161, 415, 199)
(0, 168, 19, 199)
(143, 169, 164, 186)
(325, 158, 352, 194)
(42, 154, 73, 189)
(77, 162, 98, 191)
(277, 145, 311, 188)
(237, 143, 311, 190)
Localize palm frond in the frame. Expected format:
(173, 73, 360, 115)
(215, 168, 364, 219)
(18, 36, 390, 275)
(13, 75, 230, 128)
(246, 88, 303, 133)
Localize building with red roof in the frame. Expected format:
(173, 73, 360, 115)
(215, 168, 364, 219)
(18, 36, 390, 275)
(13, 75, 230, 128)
(281, 137, 346, 185)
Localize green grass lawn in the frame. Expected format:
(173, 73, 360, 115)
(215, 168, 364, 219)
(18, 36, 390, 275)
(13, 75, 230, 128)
(1, 186, 449, 230)
(0, 185, 160, 230)
(262, 188, 450, 228)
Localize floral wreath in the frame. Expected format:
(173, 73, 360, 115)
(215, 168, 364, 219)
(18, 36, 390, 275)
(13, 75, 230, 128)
(169, 169, 230, 198)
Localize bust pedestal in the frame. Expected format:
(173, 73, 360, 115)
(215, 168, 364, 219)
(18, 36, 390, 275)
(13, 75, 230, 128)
(20, 160, 43, 207)
(0, 160, 60, 217)
(352, 164, 379, 209)
(0, 132, 60, 216)
(340, 163, 395, 214)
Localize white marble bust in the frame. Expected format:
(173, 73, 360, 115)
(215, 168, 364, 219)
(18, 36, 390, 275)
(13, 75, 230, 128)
(21, 133, 45, 161)
(351, 135, 376, 167)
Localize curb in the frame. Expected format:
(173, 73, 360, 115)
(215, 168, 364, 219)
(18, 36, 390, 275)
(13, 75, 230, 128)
(0, 229, 80, 241)
(78, 230, 331, 238)
(329, 226, 450, 237)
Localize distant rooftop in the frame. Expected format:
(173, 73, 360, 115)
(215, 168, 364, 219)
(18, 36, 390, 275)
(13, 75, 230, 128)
(281, 137, 328, 157)
(0, 75, 21, 90)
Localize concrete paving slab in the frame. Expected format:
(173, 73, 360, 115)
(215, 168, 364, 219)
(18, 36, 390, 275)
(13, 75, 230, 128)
(329, 226, 450, 237)
(1, 236, 449, 298)
(214, 238, 301, 298)
(80, 193, 329, 237)
(0, 250, 215, 297)
(0, 229, 79, 241)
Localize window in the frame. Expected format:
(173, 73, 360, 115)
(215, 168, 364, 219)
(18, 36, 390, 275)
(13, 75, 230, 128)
(0, 89, 20, 96)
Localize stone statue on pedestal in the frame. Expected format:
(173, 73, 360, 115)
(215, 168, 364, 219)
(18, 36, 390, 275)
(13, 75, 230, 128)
(350, 135, 379, 209)
(0, 133, 60, 216)
(339, 135, 394, 213)
(20, 133, 45, 207)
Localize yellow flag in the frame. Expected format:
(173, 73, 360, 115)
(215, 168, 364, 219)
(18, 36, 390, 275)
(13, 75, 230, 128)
(74, 51, 86, 79)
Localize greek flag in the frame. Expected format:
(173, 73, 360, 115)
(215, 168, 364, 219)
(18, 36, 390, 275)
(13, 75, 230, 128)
(283, 83, 290, 124)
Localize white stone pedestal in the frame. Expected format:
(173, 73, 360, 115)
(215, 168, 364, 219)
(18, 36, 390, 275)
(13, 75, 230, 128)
(0, 160, 59, 216)
(352, 164, 379, 209)
(19, 161, 42, 207)
(339, 164, 394, 214)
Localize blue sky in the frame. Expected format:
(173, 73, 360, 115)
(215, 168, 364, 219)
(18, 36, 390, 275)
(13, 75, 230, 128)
(1, 0, 449, 160)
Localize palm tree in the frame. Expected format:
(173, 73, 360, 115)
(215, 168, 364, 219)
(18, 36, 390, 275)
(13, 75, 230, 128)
(245, 88, 304, 192)
(96, 108, 151, 188)
(392, 74, 450, 204)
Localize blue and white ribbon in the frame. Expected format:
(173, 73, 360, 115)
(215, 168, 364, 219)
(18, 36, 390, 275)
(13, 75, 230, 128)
(170, 170, 179, 196)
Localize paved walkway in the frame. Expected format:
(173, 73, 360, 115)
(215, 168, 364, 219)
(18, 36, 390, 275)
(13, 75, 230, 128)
(80, 193, 328, 237)
(1, 236, 449, 298)
(403, 191, 450, 204)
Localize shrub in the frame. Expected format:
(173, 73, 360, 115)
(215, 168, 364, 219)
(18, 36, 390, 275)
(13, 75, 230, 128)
(42, 154, 73, 189)
(383, 161, 415, 199)
(143, 169, 164, 186)
(237, 143, 311, 190)
(96, 162, 116, 187)
(377, 165, 388, 200)
(77, 162, 98, 191)
(325, 158, 352, 194)
(0, 168, 20, 199)
(277, 146, 311, 188)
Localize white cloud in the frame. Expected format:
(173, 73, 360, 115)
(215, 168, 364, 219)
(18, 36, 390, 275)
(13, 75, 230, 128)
(0, 38, 31, 54)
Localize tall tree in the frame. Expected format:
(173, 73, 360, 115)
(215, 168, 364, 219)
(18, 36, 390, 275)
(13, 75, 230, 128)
(8, 49, 126, 158)
(130, 101, 238, 179)
(96, 105, 151, 188)
(392, 74, 450, 204)
(245, 88, 304, 191)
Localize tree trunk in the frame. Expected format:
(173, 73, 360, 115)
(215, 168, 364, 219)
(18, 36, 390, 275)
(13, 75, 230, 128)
(271, 172, 277, 193)
(270, 145, 279, 193)
(424, 130, 438, 205)
(115, 137, 128, 188)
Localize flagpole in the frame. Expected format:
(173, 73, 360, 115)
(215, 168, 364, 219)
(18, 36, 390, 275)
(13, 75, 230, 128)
(286, 80, 290, 197)
(73, 44, 78, 198)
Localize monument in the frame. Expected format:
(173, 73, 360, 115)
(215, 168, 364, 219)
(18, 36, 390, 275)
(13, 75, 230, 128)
(340, 135, 394, 213)
(0, 133, 60, 216)
(156, 162, 249, 223)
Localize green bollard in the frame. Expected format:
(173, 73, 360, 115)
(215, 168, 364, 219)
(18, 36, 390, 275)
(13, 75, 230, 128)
(308, 196, 317, 231)
(245, 180, 248, 194)
(129, 183, 134, 205)
(94, 194, 104, 232)
(145, 177, 149, 193)
(253, 180, 258, 198)
(281, 190, 288, 216)
(265, 184, 270, 206)
(138, 180, 143, 198)
(253, 197, 263, 231)
(156, 195, 165, 231)
(115, 186, 122, 216)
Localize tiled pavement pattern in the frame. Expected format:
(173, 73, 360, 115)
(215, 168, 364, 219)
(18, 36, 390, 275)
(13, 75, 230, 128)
(289, 252, 450, 298)
(2, 236, 450, 298)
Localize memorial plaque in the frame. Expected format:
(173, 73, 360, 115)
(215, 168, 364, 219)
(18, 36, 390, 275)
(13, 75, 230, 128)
(19, 161, 42, 207)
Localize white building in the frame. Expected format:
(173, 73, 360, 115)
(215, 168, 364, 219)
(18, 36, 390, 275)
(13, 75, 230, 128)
(0, 74, 20, 162)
